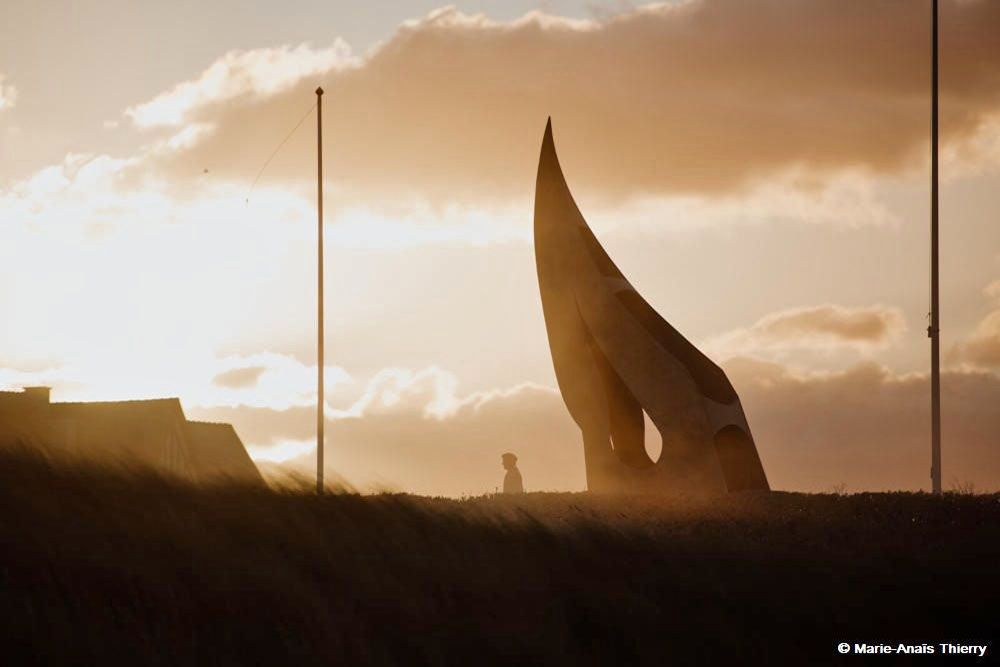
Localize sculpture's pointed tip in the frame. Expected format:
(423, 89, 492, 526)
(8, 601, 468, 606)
(536, 115, 571, 203)
(540, 116, 556, 159)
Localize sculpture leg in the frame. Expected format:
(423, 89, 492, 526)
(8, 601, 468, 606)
(581, 428, 616, 492)
(713, 425, 769, 491)
(655, 423, 729, 495)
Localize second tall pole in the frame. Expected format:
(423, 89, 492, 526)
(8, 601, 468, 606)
(316, 86, 325, 495)
(929, 1, 942, 495)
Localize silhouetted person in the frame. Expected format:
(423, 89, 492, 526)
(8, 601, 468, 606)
(502, 452, 523, 494)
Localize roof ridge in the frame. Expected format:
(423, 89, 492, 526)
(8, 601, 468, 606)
(54, 397, 182, 406)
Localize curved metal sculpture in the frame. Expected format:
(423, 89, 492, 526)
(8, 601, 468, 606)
(534, 119, 769, 494)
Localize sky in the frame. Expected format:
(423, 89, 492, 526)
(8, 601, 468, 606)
(1, 0, 999, 495)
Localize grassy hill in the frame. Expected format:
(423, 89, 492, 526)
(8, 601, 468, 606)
(1, 449, 996, 665)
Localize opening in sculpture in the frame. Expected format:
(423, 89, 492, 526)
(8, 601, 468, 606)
(533, 119, 769, 495)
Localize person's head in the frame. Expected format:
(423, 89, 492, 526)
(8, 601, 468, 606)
(501, 452, 517, 471)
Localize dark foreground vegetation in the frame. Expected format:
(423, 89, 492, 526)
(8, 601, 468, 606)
(1, 450, 997, 665)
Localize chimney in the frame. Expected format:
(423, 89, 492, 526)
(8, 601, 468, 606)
(23, 386, 51, 405)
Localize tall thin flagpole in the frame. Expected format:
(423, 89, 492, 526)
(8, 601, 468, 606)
(929, 1, 942, 495)
(316, 86, 325, 495)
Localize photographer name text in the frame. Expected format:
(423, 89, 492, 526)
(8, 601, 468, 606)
(837, 643, 988, 657)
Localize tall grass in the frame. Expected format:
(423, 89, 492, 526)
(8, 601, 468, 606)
(0, 448, 996, 665)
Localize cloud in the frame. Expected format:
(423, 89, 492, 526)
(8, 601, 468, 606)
(251, 438, 317, 465)
(725, 358, 1000, 493)
(132, 0, 1000, 204)
(707, 304, 907, 357)
(0, 152, 147, 239)
(192, 369, 581, 496)
(192, 356, 1000, 496)
(953, 312, 1000, 369)
(950, 280, 1000, 369)
(0, 351, 352, 415)
(337, 366, 463, 420)
(124, 41, 354, 128)
(177, 352, 354, 411)
(319, 379, 578, 496)
(332, 366, 555, 421)
(212, 365, 266, 389)
(0, 74, 16, 112)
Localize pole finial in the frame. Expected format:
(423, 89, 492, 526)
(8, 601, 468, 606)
(316, 86, 324, 96)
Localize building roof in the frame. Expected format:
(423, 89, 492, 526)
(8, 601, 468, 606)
(185, 421, 262, 482)
(50, 397, 186, 420)
(0, 388, 261, 483)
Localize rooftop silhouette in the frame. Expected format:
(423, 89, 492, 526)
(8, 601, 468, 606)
(0, 387, 260, 483)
